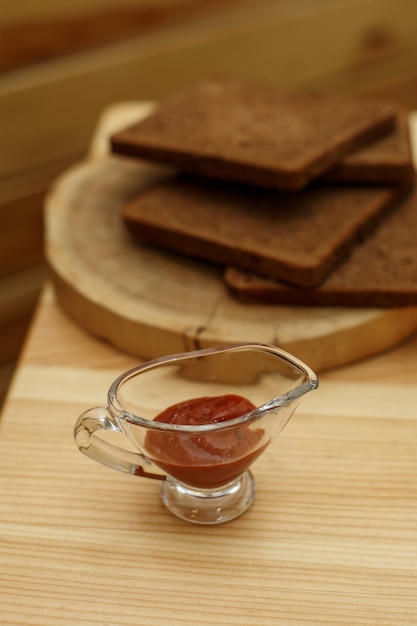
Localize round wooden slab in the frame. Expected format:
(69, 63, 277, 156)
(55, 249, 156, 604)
(44, 152, 417, 372)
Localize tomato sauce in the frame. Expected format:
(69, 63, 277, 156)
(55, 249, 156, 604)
(145, 394, 265, 488)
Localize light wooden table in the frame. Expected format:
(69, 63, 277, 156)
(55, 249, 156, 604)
(1, 284, 416, 625)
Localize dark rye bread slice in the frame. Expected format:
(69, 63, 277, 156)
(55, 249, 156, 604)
(224, 182, 417, 307)
(324, 111, 415, 185)
(122, 175, 405, 289)
(111, 76, 396, 191)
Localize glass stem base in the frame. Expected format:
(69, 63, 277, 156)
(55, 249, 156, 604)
(160, 470, 255, 525)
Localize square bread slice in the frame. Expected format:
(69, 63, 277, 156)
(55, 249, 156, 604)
(324, 111, 415, 185)
(111, 76, 396, 191)
(122, 175, 405, 289)
(224, 182, 417, 307)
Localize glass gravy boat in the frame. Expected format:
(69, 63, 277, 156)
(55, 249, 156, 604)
(74, 343, 318, 524)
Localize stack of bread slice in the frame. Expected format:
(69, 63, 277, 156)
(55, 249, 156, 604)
(111, 76, 416, 307)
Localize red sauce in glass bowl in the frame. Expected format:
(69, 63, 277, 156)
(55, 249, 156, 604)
(145, 395, 265, 488)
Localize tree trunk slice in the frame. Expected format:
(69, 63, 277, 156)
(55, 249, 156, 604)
(44, 103, 417, 371)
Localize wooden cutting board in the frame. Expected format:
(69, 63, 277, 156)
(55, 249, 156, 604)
(44, 104, 417, 371)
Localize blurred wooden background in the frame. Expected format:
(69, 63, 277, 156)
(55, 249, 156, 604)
(1, 0, 417, 407)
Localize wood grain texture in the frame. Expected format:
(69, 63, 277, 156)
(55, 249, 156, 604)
(44, 103, 417, 372)
(0, 284, 416, 625)
(0, 0, 245, 73)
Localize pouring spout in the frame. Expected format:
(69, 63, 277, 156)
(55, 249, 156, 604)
(261, 377, 319, 415)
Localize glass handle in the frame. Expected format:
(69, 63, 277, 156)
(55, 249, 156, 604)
(74, 406, 165, 480)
